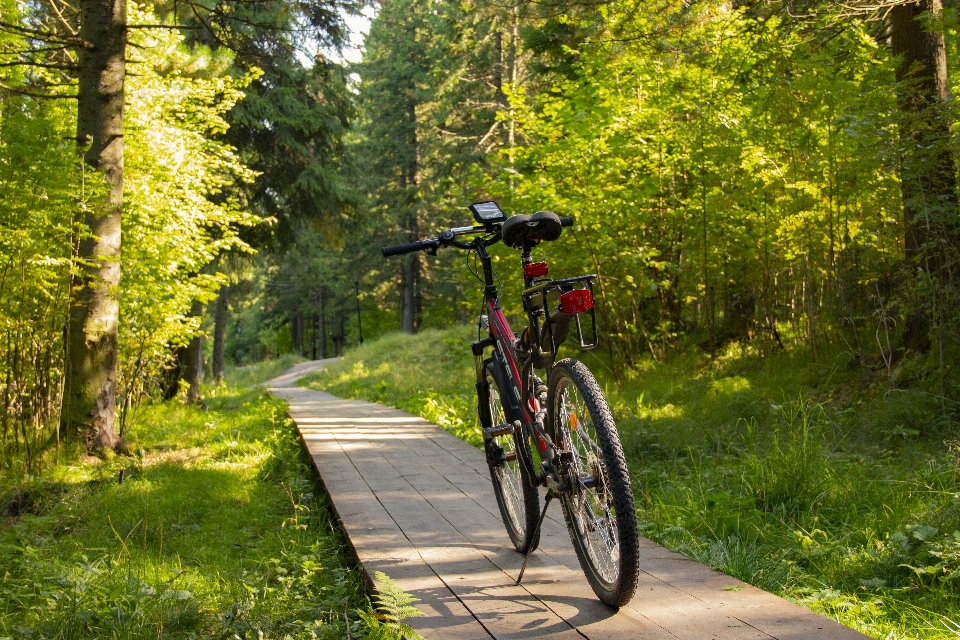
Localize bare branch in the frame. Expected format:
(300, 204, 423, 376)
(0, 20, 91, 48)
(0, 60, 76, 69)
(0, 80, 76, 99)
(42, 0, 78, 36)
(127, 23, 201, 29)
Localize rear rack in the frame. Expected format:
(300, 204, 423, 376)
(521, 274, 598, 358)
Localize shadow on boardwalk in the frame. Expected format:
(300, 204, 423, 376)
(268, 361, 869, 640)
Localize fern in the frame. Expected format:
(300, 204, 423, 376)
(358, 571, 424, 640)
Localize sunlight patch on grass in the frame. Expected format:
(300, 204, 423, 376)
(711, 376, 751, 395)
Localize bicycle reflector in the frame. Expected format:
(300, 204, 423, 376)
(560, 289, 594, 314)
(523, 261, 549, 278)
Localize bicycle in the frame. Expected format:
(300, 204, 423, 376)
(382, 201, 639, 608)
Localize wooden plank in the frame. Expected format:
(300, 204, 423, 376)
(270, 368, 871, 640)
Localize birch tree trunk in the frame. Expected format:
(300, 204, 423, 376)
(61, 0, 126, 450)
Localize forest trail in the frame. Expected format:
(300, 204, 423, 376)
(268, 362, 868, 640)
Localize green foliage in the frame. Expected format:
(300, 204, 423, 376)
(120, 9, 262, 405)
(0, 379, 388, 639)
(311, 0, 960, 412)
(0, 91, 80, 468)
(223, 353, 307, 387)
(357, 571, 424, 640)
(0, 3, 268, 462)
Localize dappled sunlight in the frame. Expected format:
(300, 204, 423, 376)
(636, 400, 684, 421)
(710, 376, 752, 396)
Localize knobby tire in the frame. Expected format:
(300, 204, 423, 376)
(482, 362, 541, 553)
(548, 358, 639, 607)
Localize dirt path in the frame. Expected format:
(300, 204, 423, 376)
(268, 361, 868, 640)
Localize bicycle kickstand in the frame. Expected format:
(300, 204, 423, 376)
(516, 492, 554, 585)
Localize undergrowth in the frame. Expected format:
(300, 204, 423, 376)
(0, 364, 418, 639)
(305, 327, 960, 639)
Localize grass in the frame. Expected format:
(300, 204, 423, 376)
(301, 327, 960, 639)
(0, 360, 419, 640)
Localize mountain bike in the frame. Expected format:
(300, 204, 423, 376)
(382, 201, 639, 608)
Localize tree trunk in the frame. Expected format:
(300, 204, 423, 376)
(399, 98, 421, 334)
(184, 300, 204, 404)
(891, 0, 956, 259)
(890, 0, 957, 350)
(400, 249, 418, 333)
(212, 285, 228, 383)
(318, 288, 327, 359)
(61, 0, 126, 451)
(292, 313, 303, 355)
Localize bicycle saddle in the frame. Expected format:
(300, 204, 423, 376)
(501, 211, 563, 249)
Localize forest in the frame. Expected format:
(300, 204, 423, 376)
(2, 0, 960, 635)
(1, 0, 958, 467)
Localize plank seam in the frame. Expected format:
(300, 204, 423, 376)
(376, 422, 596, 638)
(330, 418, 498, 640)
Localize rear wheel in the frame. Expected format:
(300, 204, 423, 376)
(548, 358, 639, 607)
(483, 362, 540, 553)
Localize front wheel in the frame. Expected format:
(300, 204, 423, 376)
(482, 362, 541, 553)
(548, 358, 639, 607)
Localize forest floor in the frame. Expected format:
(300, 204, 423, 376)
(300, 326, 960, 640)
(0, 356, 393, 640)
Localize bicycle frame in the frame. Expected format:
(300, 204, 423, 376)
(470, 240, 554, 480)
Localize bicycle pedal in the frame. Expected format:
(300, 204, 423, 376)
(482, 423, 514, 439)
(486, 444, 516, 467)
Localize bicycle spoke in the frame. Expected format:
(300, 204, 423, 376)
(556, 378, 621, 584)
(489, 381, 526, 535)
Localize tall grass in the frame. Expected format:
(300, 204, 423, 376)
(0, 362, 412, 639)
(742, 400, 832, 516)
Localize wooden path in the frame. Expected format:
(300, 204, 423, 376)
(268, 362, 869, 640)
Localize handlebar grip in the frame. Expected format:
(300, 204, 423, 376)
(560, 216, 574, 227)
(381, 239, 434, 257)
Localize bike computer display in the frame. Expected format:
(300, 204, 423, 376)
(469, 201, 506, 224)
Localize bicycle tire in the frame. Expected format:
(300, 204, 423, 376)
(482, 362, 541, 553)
(548, 358, 639, 607)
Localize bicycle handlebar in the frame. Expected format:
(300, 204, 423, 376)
(381, 216, 575, 258)
(381, 238, 439, 257)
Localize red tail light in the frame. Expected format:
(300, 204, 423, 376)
(524, 261, 549, 278)
(560, 289, 594, 314)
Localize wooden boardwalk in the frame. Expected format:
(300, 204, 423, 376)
(269, 363, 869, 640)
